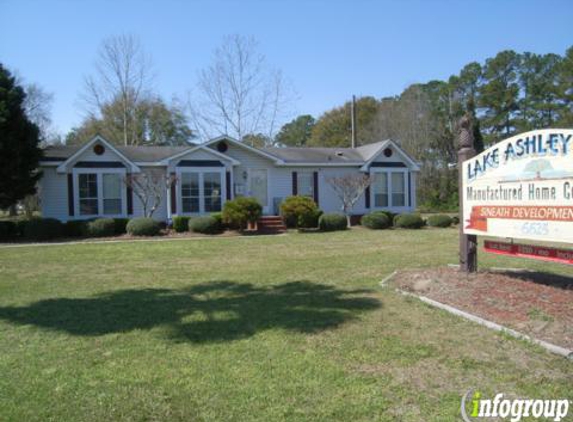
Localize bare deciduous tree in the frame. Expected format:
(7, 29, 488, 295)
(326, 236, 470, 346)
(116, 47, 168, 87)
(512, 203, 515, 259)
(188, 34, 292, 143)
(83, 34, 153, 146)
(326, 174, 372, 227)
(124, 171, 175, 218)
(24, 83, 54, 141)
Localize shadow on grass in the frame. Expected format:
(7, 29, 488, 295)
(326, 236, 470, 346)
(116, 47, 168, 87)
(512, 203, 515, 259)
(0, 281, 380, 343)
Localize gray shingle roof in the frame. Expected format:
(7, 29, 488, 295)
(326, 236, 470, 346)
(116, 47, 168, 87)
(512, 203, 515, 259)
(42, 139, 394, 165)
(43, 145, 193, 163)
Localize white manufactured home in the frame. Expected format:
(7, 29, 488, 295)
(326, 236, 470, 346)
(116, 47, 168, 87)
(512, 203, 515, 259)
(39, 135, 419, 222)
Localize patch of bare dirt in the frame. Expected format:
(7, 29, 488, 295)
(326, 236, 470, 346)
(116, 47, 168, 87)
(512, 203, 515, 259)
(391, 267, 573, 350)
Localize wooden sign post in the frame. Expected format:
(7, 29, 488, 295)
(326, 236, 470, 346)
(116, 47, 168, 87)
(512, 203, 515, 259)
(458, 116, 478, 273)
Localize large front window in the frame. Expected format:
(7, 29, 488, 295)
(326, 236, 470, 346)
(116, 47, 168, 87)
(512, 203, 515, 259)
(179, 171, 223, 214)
(103, 174, 122, 214)
(373, 173, 388, 207)
(79, 173, 98, 215)
(181, 173, 200, 213)
(372, 171, 408, 208)
(203, 172, 222, 212)
(77, 172, 124, 216)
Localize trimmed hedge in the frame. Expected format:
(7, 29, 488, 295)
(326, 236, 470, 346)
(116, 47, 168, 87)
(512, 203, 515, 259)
(210, 212, 225, 230)
(318, 213, 348, 232)
(86, 218, 116, 237)
(361, 212, 391, 229)
(280, 196, 321, 228)
(394, 213, 425, 229)
(64, 220, 88, 237)
(222, 197, 262, 230)
(126, 218, 161, 236)
(23, 218, 64, 240)
(0, 221, 17, 240)
(427, 214, 453, 228)
(113, 218, 130, 235)
(172, 216, 190, 233)
(189, 216, 222, 234)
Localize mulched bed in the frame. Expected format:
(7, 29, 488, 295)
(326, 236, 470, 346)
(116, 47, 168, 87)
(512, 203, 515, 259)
(391, 267, 573, 350)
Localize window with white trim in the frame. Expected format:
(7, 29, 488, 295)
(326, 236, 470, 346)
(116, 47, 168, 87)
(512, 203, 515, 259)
(373, 173, 388, 207)
(79, 173, 98, 215)
(203, 172, 222, 212)
(181, 173, 200, 213)
(297, 172, 314, 198)
(103, 174, 122, 214)
(391, 172, 405, 207)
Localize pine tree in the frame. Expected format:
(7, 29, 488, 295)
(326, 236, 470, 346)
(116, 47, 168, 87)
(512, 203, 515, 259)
(0, 64, 42, 209)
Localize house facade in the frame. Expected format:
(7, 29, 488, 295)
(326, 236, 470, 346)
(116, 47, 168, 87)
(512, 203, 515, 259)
(39, 135, 420, 222)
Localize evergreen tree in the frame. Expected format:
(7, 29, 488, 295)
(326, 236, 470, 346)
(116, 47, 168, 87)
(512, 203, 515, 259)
(0, 64, 42, 209)
(557, 46, 573, 126)
(478, 50, 520, 145)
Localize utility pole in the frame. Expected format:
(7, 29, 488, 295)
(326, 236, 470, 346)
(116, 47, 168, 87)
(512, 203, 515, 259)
(458, 115, 478, 273)
(351, 95, 357, 148)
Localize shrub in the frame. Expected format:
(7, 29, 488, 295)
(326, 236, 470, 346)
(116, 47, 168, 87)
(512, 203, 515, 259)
(210, 212, 226, 230)
(452, 215, 460, 225)
(222, 197, 262, 230)
(189, 216, 222, 234)
(22, 218, 64, 240)
(86, 218, 116, 237)
(126, 218, 161, 236)
(113, 218, 130, 235)
(318, 213, 348, 232)
(280, 196, 321, 228)
(394, 213, 425, 229)
(64, 220, 88, 237)
(361, 212, 391, 229)
(172, 216, 190, 233)
(427, 214, 453, 228)
(0, 221, 17, 240)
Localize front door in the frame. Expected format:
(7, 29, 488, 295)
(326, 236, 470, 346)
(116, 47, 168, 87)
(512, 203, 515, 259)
(249, 169, 268, 213)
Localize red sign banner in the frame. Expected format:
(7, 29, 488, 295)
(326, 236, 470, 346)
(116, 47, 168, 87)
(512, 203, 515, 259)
(484, 240, 573, 265)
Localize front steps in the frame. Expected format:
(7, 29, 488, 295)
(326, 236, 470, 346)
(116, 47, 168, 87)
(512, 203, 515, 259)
(256, 216, 287, 234)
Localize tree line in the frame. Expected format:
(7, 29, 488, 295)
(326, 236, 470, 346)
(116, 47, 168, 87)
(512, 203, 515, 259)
(275, 47, 572, 209)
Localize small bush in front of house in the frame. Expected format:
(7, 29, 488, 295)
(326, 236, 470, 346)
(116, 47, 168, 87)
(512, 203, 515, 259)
(64, 220, 88, 237)
(172, 216, 190, 233)
(86, 218, 116, 237)
(280, 196, 321, 228)
(210, 212, 226, 230)
(427, 214, 453, 228)
(126, 217, 161, 236)
(0, 221, 17, 240)
(23, 218, 64, 240)
(189, 216, 222, 235)
(113, 218, 130, 235)
(222, 197, 262, 230)
(452, 215, 460, 225)
(394, 213, 425, 229)
(318, 213, 348, 232)
(361, 212, 391, 230)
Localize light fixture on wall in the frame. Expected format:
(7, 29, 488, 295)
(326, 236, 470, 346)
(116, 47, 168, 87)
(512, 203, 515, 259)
(242, 170, 248, 180)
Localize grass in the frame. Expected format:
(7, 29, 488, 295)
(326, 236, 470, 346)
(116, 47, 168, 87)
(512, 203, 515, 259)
(0, 227, 571, 421)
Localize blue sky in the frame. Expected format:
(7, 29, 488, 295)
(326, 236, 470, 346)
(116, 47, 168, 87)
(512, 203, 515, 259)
(1, 0, 571, 137)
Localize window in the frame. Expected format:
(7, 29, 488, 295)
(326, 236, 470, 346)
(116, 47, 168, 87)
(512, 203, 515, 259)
(79, 173, 98, 215)
(391, 173, 406, 207)
(203, 172, 222, 212)
(373, 173, 388, 207)
(298, 173, 314, 198)
(181, 173, 200, 213)
(103, 174, 122, 214)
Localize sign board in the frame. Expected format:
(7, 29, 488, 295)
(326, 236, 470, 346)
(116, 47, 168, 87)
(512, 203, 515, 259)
(484, 240, 573, 265)
(462, 129, 573, 244)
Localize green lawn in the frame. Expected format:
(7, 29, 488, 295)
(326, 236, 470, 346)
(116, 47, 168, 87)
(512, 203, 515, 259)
(0, 228, 571, 422)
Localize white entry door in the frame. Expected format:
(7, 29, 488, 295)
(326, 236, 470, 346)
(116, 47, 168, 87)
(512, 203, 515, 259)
(249, 169, 269, 212)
